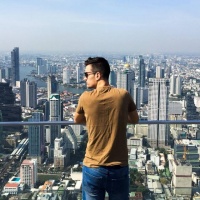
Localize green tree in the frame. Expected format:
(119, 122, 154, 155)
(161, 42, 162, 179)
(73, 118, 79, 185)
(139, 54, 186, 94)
(160, 177, 168, 184)
(137, 185, 148, 194)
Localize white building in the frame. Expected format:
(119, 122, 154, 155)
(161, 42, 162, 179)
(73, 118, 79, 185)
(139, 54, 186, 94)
(129, 148, 137, 160)
(176, 76, 182, 96)
(127, 137, 143, 148)
(135, 124, 148, 136)
(147, 179, 162, 194)
(54, 138, 67, 168)
(150, 150, 160, 167)
(156, 66, 164, 78)
(63, 67, 71, 84)
(3, 183, 19, 194)
(3, 177, 25, 195)
(170, 75, 182, 96)
(170, 75, 176, 95)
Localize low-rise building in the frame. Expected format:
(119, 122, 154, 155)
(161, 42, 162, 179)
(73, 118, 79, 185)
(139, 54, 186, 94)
(3, 183, 19, 194)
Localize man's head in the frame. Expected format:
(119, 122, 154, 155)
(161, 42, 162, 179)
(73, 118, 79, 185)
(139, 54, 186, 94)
(84, 57, 110, 80)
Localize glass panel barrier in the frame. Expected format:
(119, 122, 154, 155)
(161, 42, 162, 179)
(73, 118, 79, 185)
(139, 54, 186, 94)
(0, 121, 199, 199)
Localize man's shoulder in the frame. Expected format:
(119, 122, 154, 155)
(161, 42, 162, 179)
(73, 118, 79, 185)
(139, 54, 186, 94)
(80, 87, 129, 97)
(79, 90, 93, 98)
(111, 87, 128, 94)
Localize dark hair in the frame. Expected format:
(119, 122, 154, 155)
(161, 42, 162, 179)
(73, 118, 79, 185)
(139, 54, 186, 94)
(85, 57, 110, 80)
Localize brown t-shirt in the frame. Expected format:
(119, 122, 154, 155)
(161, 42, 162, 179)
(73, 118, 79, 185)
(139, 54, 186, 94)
(76, 86, 137, 167)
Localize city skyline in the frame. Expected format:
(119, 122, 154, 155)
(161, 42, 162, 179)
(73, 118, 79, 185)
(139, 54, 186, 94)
(1, 0, 200, 55)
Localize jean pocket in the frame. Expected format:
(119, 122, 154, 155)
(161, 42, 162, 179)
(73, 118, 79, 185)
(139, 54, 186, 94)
(83, 168, 104, 192)
(106, 175, 129, 200)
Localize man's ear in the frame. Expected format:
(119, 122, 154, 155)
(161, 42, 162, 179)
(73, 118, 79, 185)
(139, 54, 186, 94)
(95, 72, 101, 81)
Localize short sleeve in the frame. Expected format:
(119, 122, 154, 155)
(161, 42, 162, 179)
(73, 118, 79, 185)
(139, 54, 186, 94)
(76, 93, 85, 114)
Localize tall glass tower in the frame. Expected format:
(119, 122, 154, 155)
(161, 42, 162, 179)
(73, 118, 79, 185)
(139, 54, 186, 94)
(148, 78, 169, 148)
(20, 79, 37, 108)
(28, 112, 44, 164)
(116, 64, 134, 98)
(11, 47, 19, 86)
(37, 57, 47, 75)
(47, 75, 58, 99)
(138, 55, 145, 87)
(49, 94, 62, 146)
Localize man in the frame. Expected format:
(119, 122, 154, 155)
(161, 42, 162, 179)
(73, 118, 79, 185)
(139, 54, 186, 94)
(74, 57, 139, 200)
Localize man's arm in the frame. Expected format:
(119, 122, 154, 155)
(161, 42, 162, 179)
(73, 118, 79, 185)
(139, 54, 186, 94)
(128, 110, 139, 124)
(74, 112, 86, 124)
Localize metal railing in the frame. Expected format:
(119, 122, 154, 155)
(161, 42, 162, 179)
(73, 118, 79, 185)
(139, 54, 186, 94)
(0, 120, 199, 126)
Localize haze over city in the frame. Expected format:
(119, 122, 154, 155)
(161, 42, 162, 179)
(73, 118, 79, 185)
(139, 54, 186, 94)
(1, 0, 200, 54)
(2, 2, 200, 198)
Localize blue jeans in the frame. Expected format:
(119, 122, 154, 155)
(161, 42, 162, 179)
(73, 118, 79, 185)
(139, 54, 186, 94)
(82, 165, 129, 200)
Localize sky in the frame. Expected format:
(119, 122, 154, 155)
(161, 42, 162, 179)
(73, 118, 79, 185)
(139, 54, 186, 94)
(0, 0, 200, 54)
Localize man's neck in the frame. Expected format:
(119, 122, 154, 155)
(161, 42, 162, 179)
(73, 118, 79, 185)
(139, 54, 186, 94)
(95, 79, 109, 89)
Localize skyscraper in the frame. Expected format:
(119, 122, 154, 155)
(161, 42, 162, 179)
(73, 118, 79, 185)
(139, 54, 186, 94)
(70, 124, 84, 145)
(176, 76, 182, 96)
(0, 68, 6, 82)
(36, 57, 47, 75)
(134, 56, 148, 109)
(76, 65, 81, 83)
(20, 79, 26, 107)
(20, 79, 37, 108)
(170, 75, 182, 96)
(27, 81, 37, 108)
(48, 94, 62, 146)
(0, 82, 22, 131)
(170, 75, 176, 95)
(109, 70, 117, 87)
(63, 67, 71, 85)
(11, 47, 19, 86)
(77, 62, 84, 74)
(148, 78, 169, 148)
(5, 68, 12, 80)
(54, 137, 67, 168)
(28, 112, 44, 164)
(36, 57, 43, 75)
(134, 85, 148, 109)
(185, 93, 199, 120)
(116, 64, 134, 98)
(138, 55, 145, 87)
(47, 75, 58, 99)
(0, 111, 2, 138)
(44, 101, 50, 121)
(48, 64, 57, 74)
(156, 66, 164, 78)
